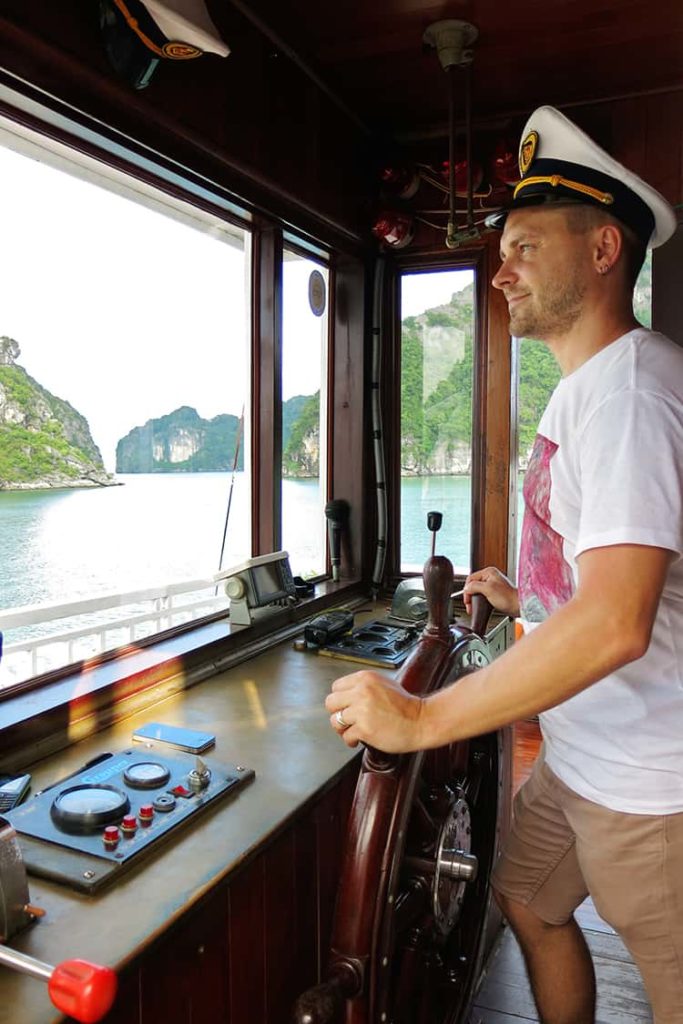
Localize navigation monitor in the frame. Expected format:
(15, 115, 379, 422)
(214, 551, 296, 624)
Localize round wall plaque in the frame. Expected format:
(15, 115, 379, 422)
(308, 269, 326, 317)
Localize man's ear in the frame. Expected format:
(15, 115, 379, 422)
(593, 223, 624, 274)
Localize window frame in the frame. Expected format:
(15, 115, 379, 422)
(385, 239, 512, 586)
(0, 88, 365, 734)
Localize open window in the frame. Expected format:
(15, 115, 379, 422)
(0, 115, 252, 689)
(399, 267, 476, 574)
(280, 249, 329, 578)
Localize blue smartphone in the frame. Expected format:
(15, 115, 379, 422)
(131, 722, 216, 754)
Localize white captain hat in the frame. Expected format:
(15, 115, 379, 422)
(486, 106, 677, 249)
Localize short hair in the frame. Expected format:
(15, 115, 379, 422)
(560, 203, 647, 290)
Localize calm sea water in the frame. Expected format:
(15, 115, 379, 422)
(0, 472, 482, 616)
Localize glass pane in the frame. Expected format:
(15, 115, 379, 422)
(281, 251, 328, 578)
(0, 120, 251, 689)
(400, 268, 475, 573)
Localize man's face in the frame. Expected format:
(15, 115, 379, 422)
(493, 207, 592, 340)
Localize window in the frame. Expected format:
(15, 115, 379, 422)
(400, 268, 476, 573)
(280, 249, 329, 578)
(0, 117, 251, 688)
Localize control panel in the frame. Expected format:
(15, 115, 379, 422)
(5, 748, 254, 893)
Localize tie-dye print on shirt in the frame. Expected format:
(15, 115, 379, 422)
(519, 434, 575, 621)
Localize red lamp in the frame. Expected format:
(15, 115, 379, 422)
(440, 158, 483, 194)
(380, 165, 420, 200)
(492, 139, 520, 186)
(372, 212, 415, 249)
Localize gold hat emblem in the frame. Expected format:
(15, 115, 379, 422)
(162, 41, 203, 59)
(519, 130, 538, 176)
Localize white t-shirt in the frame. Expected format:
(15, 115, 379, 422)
(518, 328, 683, 813)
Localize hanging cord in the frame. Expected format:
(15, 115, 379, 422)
(446, 65, 457, 248)
(370, 257, 388, 599)
(216, 405, 245, 587)
(465, 64, 474, 231)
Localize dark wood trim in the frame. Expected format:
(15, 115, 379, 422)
(252, 222, 283, 554)
(653, 223, 683, 345)
(471, 233, 513, 574)
(379, 238, 512, 582)
(329, 253, 368, 580)
(508, 336, 521, 581)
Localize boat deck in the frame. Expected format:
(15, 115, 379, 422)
(471, 721, 653, 1023)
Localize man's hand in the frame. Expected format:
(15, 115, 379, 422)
(464, 566, 520, 618)
(325, 670, 423, 752)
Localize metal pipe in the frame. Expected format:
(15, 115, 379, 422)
(446, 66, 457, 248)
(0, 944, 53, 982)
(370, 257, 387, 598)
(465, 65, 474, 230)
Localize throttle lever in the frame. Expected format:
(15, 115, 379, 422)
(0, 944, 117, 1023)
(470, 593, 493, 638)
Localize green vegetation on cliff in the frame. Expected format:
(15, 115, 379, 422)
(0, 351, 110, 488)
(401, 289, 474, 473)
(116, 395, 314, 474)
(282, 392, 320, 477)
(116, 406, 244, 473)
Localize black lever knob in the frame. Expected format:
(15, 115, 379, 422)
(427, 511, 443, 533)
(427, 511, 443, 557)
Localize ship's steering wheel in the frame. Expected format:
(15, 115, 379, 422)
(294, 552, 510, 1024)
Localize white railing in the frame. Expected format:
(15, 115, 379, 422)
(0, 577, 230, 688)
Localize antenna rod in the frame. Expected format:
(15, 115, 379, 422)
(217, 405, 245, 576)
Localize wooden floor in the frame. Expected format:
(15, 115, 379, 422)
(470, 722, 653, 1023)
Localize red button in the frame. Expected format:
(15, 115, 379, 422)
(103, 826, 119, 846)
(121, 815, 137, 834)
(170, 785, 192, 798)
(139, 804, 154, 825)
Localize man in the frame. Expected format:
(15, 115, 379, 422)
(326, 106, 683, 1023)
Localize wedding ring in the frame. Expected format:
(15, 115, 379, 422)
(335, 709, 349, 729)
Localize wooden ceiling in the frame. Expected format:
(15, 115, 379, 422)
(211, 0, 683, 139)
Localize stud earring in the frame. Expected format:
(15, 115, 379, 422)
(599, 264, 611, 275)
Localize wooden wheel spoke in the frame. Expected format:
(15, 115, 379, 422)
(393, 878, 431, 934)
(408, 796, 439, 851)
(463, 747, 489, 805)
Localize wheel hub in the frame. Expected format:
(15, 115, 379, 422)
(432, 789, 478, 934)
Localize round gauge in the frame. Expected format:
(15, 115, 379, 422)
(51, 785, 130, 834)
(123, 761, 171, 789)
(308, 270, 326, 317)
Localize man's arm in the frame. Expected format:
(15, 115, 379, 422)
(326, 543, 674, 752)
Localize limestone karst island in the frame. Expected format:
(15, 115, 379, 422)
(0, 337, 114, 491)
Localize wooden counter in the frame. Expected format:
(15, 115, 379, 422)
(0, 632, 366, 1023)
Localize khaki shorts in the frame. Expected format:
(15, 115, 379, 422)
(491, 753, 683, 1023)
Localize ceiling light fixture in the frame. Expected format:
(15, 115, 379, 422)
(423, 20, 479, 249)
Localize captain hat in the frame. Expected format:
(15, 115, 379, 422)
(487, 106, 677, 249)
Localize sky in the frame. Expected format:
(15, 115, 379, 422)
(401, 268, 473, 319)
(0, 126, 471, 470)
